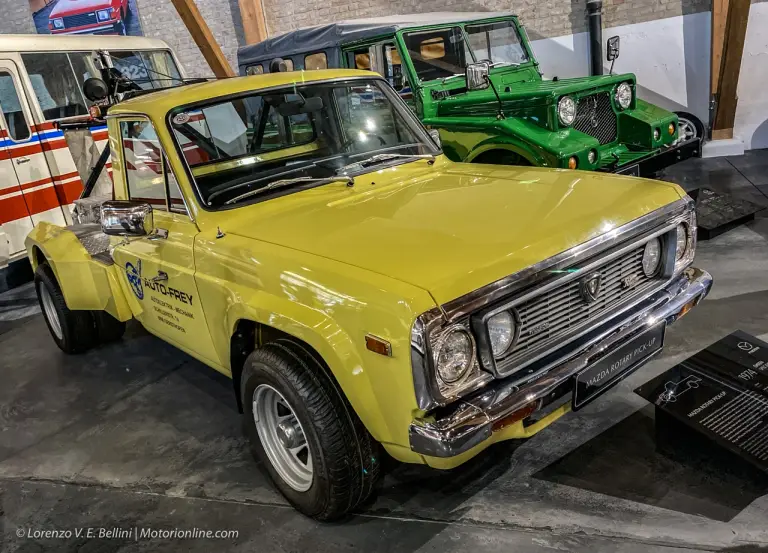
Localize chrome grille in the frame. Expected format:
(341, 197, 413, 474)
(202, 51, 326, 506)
(573, 92, 617, 145)
(62, 13, 98, 28)
(499, 245, 658, 369)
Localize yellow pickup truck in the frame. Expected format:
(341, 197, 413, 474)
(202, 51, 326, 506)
(26, 69, 712, 520)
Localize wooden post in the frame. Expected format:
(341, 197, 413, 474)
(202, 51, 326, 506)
(238, 0, 268, 45)
(711, 0, 751, 140)
(710, 0, 729, 95)
(169, 0, 236, 78)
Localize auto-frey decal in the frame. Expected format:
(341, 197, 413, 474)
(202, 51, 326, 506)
(125, 260, 144, 300)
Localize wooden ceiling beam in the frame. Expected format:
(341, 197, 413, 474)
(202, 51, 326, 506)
(169, 0, 236, 78)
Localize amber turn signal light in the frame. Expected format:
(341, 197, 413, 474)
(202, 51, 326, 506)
(568, 156, 578, 170)
(89, 105, 102, 119)
(668, 122, 676, 136)
(365, 334, 392, 357)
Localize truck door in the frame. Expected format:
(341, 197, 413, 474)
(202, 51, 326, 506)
(0, 60, 66, 261)
(110, 117, 218, 364)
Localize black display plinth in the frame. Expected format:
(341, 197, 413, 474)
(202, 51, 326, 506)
(635, 331, 768, 472)
(688, 188, 762, 241)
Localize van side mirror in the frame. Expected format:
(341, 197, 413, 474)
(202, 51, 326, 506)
(83, 77, 109, 102)
(466, 61, 490, 91)
(606, 36, 620, 61)
(101, 201, 154, 237)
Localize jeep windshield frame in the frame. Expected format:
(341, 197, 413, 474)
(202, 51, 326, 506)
(398, 17, 533, 85)
(167, 76, 440, 211)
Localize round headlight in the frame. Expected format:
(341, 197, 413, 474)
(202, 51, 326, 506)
(588, 149, 597, 164)
(642, 238, 662, 276)
(488, 311, 515, 357)
(615, 82, 632, 109)
(675, 224, 688, 260)
(435, 328, 475, 384)
(558, 96, 576, 126)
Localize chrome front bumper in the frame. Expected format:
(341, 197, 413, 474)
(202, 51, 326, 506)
(409, 267, 713, 458)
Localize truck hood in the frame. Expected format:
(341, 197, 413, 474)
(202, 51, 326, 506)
(437, 73, 635, 117)
(224, 159, 682, 306)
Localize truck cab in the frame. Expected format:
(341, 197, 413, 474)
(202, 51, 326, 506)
(237, 12, 700, 176)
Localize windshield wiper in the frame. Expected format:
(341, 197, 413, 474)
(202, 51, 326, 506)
(441, 73, 465, 84)
(488, 61, 521, 68)
(337, 153, 435, 174)
(224, 176, 354, 205)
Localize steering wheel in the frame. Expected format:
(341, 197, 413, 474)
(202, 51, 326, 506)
(341, 129, 387, 151)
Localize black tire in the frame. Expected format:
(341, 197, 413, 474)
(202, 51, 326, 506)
(34, 264, 96, 354)
(675, 111, 705, 142)
(241, 339, 381, 520)
(94, 310, 126, 343)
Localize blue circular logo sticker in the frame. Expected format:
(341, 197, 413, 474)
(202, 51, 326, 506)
(125, 260, 143, 300)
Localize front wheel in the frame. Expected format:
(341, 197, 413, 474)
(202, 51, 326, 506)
(241, 339, 380, 520)
(675, 111, 705, 142)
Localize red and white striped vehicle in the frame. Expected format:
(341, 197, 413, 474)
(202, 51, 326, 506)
(0, 34, 185, 281)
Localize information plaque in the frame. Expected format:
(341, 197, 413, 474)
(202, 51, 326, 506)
(688, 188, 762, 241)
(635, 330, 768, 471)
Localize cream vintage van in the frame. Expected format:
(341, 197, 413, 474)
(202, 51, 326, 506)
(0, 34, 186, 286)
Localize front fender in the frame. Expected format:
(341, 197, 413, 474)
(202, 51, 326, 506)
(193, 233, 438, 452)
(25, 222, 132, 321)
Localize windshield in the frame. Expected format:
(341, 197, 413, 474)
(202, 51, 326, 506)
(402, 20, 528, 82)
(170, 78, 439, 208)
(465, 21, 528, 66)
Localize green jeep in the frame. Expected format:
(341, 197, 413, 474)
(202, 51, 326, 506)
(237, 12, 701, 176)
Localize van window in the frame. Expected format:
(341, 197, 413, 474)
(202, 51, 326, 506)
(0, 72, 31, 141)
(22, 52, 97, 120)
(109, 50, 183, 89)
(402, 27, 472, 82)
(305, 52, 327, 70)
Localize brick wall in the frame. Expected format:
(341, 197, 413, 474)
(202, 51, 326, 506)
(134, 0, 244, 77)
(263, 0, 766, 41)
(0, 2, 37, 35)
(0, 0, 244, 77)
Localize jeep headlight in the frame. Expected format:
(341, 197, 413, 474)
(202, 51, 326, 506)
(435, 326, 475, 384)
(615, 82, 632, 110)
(488, 311, 515, 357)
(558, 96, 576, 126)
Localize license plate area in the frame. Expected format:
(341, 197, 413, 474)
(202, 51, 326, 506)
(617, 164, 640, 176)
(573, 323, 666, 410)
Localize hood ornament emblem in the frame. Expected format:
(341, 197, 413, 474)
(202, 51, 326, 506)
(580, 272, 601, 304)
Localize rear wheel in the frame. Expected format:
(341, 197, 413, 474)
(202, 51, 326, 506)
(241, 339, 380, 520)
(35, 264, 96, 354)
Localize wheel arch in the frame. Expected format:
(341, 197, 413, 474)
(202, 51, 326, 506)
(466, 140, 545, 166)
(226, 307, 390, 443)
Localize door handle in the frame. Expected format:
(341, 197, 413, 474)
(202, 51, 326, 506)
(15, 157, 30, 165)
(151, 271, 168, 283)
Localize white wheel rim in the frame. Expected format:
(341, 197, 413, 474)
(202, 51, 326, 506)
(40, 284, 63, 340)
(253, 384, 313, 492)
(678, 117, 698, 141)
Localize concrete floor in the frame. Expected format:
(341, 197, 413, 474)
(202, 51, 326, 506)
(3, 151, 768, 552)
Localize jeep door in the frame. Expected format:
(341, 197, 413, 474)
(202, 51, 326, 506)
(110, 116, 218, 363)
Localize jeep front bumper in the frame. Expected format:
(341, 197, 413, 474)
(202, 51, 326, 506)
(408, 267, 713, 458)
(608, 137, 702, 178)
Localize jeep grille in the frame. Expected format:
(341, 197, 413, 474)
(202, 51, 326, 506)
(573, 92, 617, 145)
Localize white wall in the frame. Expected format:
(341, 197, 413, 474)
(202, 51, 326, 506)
(530, 6, 768, 150)
(734, 2, 768, 150)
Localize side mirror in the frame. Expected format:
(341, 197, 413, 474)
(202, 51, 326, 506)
(465, 61, 491, 91)
(606, 36, 620, 61)
(83, 77, 109, 102)
(101, 200, 154, 237)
